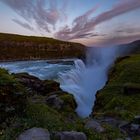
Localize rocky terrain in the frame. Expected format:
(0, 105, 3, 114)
(0, 51, 140, 140)
(0, 38, 140, 140)
(0, 33, 85, 61)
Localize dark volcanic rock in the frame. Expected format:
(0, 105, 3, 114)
(42, 80, 61, 95)
(46, 94, 64, 110)
(46, 91, 77, 112)
(17, 127, 50, 140)
(54, 131, 87, 140)
(13, 73, 43, 93)
(99, 117, 128, 128)
(13, 73, 61, 95)
(120, 116, 140, 136)
(123, 83, 140, 95)
(132, 116, 140, 124)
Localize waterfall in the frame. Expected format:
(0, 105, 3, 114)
(59, 46, 119, 118)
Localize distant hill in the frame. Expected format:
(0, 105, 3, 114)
(118, 40, 140, 55)
(0, 33, 85, 61)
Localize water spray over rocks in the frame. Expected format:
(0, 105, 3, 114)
(59, 46, 120, 117)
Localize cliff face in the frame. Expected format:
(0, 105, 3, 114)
(0, 33, 85, 61)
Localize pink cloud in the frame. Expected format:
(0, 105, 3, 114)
(1, 0, 68, 33)
(55, 0, 140, 41)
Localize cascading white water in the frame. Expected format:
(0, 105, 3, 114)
(59, 46, 119, 118)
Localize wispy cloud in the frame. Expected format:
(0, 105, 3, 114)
(116, 27, 140, 34)
(12, 19, 34, 31)
(99, 34, 140, 46)
(1, 0, 68, 33)
(1, 0, 140, 43)
(55, 0, 140, 40)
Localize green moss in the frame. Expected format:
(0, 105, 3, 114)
(0, 100, 125, 140)
(94, 54, 140, 120)
(0, 68, 27, 123)
(26, 103, 65, 130)
(0, 68, 17, 85)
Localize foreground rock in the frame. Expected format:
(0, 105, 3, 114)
(54, 131, 87, 140)
(85, 119, 105, 133)
(120, 116, 140, 136)
(17, 128, 50, 140)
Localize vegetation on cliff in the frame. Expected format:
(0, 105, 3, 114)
(0, 33, 85, 61)
(93, 54, 140, 121)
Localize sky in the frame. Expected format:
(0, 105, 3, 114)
(0, 0, 140, 46)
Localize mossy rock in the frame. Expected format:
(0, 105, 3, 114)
(13, 72, 61, 95)
(46, 91, 77, 111)
(42, 80, 61, 95)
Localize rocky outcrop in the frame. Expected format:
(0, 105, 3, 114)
(0, 33, 85, 61)
(46, 91, 77, 112)
(13, 73, 61, 95)
(85, 119, 105, 133)
(54, 131, 87, 140)
(120, 116, 140, 136)
(1, 49, 140, 140)
(17, 128, 50, 140)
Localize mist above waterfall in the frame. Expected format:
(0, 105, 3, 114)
(59, 46, 120, 118)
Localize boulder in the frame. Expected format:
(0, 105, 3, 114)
(17, 127, 50, 140)
(85, 119, 105, 133)
(120, 116, 140, 136)
(99, 117, 128, 128)
(42, 80, 61, 95)
(54, 131, 87, 140)
(46, 94, 64, 110)
(46, 91, 77, 112)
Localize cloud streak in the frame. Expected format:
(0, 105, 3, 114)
(116, 27, 140, 34)
(55, 0, 140, 40)
(12, 19, 34, 31)
(1, 0, 67, 33)
(1, 0, 140, 43)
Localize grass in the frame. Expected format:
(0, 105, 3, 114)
(94, 54, 140, 120)
(1, 102, 124, 140)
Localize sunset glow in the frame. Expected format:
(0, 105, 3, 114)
(0, 0, 140, 46)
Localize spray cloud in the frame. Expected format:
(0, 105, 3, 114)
(59, 46, 121, 117)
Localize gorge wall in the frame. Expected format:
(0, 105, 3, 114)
(0, 33, 85, 61)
